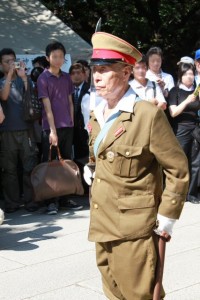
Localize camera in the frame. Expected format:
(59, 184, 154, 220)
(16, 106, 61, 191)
(193, 84, 200, 97)
(14, 61, 20, 69)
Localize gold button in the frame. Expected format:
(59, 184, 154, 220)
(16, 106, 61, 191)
(97, 178, 101, 183)
(94, 203, 98, 209)
(171, 200, 177, 205)
(126, 151, 130, 156)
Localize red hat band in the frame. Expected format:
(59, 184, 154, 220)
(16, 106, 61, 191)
(92, 49, 136, 65)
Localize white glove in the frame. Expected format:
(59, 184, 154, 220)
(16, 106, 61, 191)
(155, 213, 176, 237)
(83, 165, 95, 186)
(0, 208, 4, 225)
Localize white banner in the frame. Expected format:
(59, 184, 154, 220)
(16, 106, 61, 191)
(16, 54, 71, 74)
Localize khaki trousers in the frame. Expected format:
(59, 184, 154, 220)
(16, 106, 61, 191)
(95, 234, 165, 300)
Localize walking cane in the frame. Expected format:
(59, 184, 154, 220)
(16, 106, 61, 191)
(153, 234, 169, 300)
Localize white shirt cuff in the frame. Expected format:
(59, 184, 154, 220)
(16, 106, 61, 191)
(156, 213, 176, 236)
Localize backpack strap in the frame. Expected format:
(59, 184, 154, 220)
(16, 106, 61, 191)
(152, 81, 156, 98)
(176, 87, 180, 104)
(93, 111, 121, 158)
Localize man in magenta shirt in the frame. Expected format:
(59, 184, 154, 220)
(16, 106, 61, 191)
(37, 41, 82, 214)
(38, 68, 74, 133)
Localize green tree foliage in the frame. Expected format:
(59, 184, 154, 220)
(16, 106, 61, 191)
(41, 0, 200, 75)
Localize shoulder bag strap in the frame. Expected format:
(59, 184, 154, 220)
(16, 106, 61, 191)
(93, 111, 121, 158)
(152, 81, 156, 98)
(93, 97, 142, 158)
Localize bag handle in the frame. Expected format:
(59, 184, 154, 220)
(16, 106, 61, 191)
(48, 145, 62, 161)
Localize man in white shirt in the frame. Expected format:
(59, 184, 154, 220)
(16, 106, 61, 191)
(69, 63, 90, 160)
(81, 90, 105, 130)
(129, 56, 166, 110)
(69, 63, 90, 197)
(146, 47, 174, 98)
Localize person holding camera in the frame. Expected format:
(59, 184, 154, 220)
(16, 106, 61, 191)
(0, 48, 38, 213)
(168, 60, 200, 204)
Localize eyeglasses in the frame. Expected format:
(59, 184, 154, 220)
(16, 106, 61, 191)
(1, 59, 15, 64)
(71, 70, 84, 75)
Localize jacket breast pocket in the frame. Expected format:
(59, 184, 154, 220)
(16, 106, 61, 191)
(112, 145, 143, 177)
(118, 194, 156, 237)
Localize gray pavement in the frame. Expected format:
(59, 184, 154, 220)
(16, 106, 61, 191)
(0, 198, 199, 300)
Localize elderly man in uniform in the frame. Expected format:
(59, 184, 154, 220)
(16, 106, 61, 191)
(84, 32, 189, 300)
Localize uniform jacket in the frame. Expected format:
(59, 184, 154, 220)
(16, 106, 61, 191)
(88, 89, 189, 242)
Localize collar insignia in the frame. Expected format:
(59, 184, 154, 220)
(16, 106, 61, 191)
(114, 126, 125, 137)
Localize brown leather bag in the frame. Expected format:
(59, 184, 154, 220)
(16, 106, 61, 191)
(31, 146, 84, 202)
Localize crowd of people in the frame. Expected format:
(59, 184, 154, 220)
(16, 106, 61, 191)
(0, 40, 199, 220)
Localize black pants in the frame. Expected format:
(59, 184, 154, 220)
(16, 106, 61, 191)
(42, 127, 73, 204)
(0, 130, 37, 209)
(73, 127, 89, 160)
(73, 127, 89, 194)
(174, 125, 200, 202)
(42, 127, 73, 162)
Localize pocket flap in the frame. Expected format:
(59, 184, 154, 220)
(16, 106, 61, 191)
(115, 145, 142, 158)
(118, 194, 155, 210)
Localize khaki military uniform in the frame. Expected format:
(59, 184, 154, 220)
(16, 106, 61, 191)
(88, 92, 189, 300)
